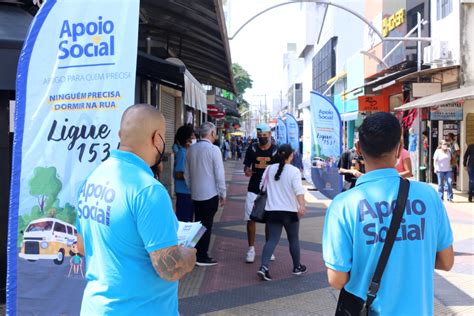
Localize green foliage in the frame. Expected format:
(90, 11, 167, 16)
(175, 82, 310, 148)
(28, 166, 62, 212)
(232, 63, 254, 116)
(232, 63, 253, 96)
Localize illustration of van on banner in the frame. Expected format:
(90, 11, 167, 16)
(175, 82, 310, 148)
(19, 217, 77, 265)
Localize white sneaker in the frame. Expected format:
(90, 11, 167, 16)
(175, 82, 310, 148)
(246, 248, 255, 263)
(270, 254, 276, 261)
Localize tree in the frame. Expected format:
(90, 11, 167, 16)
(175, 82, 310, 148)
(28, 166, 62, 213)
(232, 63, 254, 118)
(232, 63, 253, 97)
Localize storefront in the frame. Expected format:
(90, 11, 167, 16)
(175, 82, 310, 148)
(395, 85, 474, 193)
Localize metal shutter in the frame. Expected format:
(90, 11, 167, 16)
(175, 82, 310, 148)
(161, 91, 176, 153)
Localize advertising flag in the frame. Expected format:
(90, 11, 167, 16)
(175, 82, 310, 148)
(285, 113, 299, 151)
(309, 91, 342, 199)
(276, 117, 287, 145)
(7, 0, 140, 314)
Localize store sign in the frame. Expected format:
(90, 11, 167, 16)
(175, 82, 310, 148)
(430, 102, 464, 121)
(382, 8, 405, 37)
(310, 92, 342, 199)
(7, 0, 139, 315)
(358, 95, 388, 112)
(412, 83, 441, 97)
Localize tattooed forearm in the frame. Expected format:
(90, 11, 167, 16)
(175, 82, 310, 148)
(150, 246, 196, 281)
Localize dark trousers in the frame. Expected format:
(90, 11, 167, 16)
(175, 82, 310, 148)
(193, 195, 219, 260)
(468, 164, 474, 197)
(176, 193, 194, 222)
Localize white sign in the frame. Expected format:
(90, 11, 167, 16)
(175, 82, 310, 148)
(412, 83, 441, 97)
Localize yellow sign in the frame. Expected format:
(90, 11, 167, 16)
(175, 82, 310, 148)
(382, 9, 405, 37)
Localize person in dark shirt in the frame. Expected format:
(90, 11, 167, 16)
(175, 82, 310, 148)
(243, 123, 278, 263)
(463, 143, 474, 202)
(338, 141, 364, 191)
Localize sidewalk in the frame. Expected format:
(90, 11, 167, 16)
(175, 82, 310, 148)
(178, 160, 474, 315)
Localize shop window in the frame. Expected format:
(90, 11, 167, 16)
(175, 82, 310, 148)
(437, 0, 452, 20)
(407, 4, 424, 31)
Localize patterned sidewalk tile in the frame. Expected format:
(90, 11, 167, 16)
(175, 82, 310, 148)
(179, 159, 474, 315)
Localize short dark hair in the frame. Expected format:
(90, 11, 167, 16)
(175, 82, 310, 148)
(359, 112, 401, 158)
(174, 125, 194, 146)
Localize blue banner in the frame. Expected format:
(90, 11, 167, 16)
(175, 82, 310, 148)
(286, 113, 299, 151)
(276, 117, 287, 145)
(309, 91, 342, 199)
(8, 1, 140, 314)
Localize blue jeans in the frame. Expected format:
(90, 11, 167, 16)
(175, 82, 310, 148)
(468, 165, 474, 196)
(176, 193, 194, 222)
(437, 171, 453, 201)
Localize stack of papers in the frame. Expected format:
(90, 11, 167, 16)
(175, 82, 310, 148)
(177, 221, 207, 248)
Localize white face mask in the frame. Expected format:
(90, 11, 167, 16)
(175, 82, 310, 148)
(191, 139, 197, 145)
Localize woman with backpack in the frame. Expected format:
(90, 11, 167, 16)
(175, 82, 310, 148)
(257, 144, 306, 281)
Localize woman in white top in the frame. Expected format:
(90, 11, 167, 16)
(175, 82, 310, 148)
(433, 140, 454, 201)
(257, 144, 306, 281)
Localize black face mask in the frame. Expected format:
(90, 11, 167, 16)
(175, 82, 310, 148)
(153, 134, 166, 168)
(258, 137, 269, 146)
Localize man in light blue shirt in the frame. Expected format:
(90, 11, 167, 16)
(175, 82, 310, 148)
(185, 122, 226, 266)
(76, 104, 196, 315)
(323, 112, 454, 315)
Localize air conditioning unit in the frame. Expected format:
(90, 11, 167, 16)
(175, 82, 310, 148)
(423, 45, 432, 64)
(431, 41, 453, 64)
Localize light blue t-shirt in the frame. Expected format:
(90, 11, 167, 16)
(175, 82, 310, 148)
(172, 144, 191, 194)
(409, 133, 417, 152)
(76, 150, 179, 316)
(323, 168, 453, 316)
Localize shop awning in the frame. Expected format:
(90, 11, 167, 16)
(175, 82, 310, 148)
(139, 0, 236, 93)
(395, 65, 460, 83)
(136, 51, 185, 90)
(184, 69, 207, 113)
(394, 85, 474, 111)
(138, 54, 207, 112)
(340, 111, 359, 121)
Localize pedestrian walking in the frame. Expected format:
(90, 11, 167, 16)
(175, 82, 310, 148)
(395, 139, 413, 179)
(185, 122, 226, 266)
(76, 104, 196, 315)
(172, 125, 195, 222)
(434, 140, 454, 202)
(446, 133, 460, 185)
(338, 141, 364, 191)
(257, 144, 306, 281)
(223, 139, 230, 161)
(463, 142, 474, 202)
(243, 123, 278, 263)
(323, 112, 453, 316)
(236, 137, 243, 160)
(231, 137, 237, 160)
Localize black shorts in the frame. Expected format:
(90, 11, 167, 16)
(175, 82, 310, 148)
(265, 211, 299, 224)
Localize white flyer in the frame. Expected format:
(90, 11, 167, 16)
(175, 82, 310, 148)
(177, 221, 207, 248)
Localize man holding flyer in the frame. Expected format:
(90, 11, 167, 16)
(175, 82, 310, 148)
(76, 104, 196, 315)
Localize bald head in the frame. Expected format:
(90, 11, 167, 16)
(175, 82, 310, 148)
(119, 104, 165, 146)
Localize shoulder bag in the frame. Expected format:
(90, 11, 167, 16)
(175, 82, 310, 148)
(335, 177, 410, 316)
(250, 167, 270, 223)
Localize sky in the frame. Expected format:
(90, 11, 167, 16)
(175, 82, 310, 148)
(227, 0, 304, 112)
